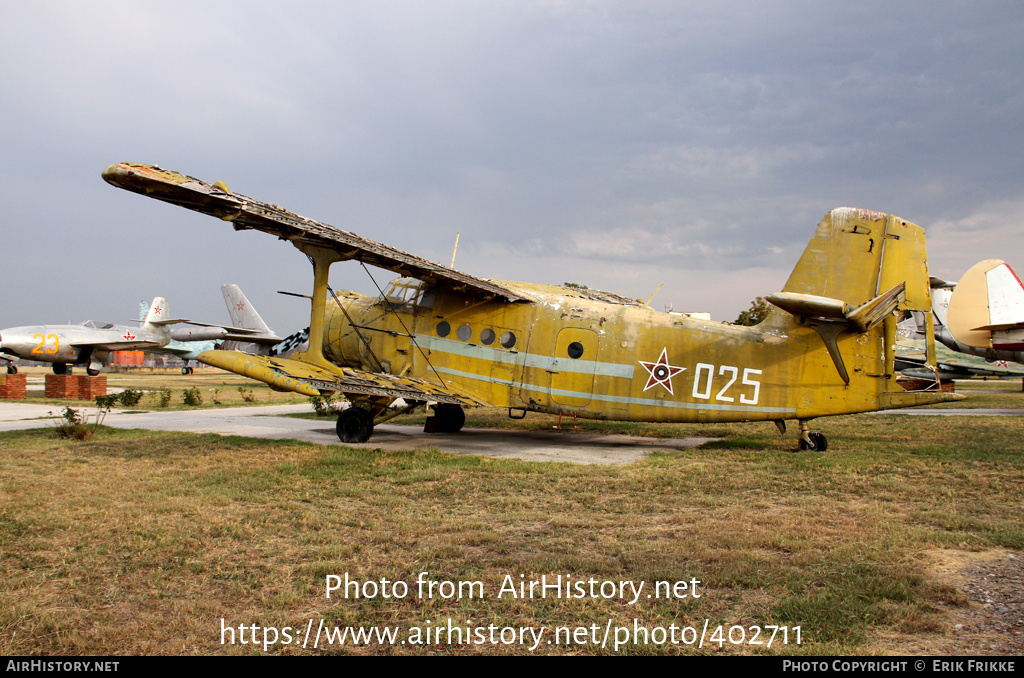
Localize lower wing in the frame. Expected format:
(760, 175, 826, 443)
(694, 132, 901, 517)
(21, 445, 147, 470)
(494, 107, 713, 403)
(198, 349, 485, 406)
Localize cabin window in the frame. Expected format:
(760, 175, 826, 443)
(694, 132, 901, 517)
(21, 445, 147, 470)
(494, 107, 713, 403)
(500, 331, 517, 349)
(480, 328, 496, 345)
(567, 341, 585, 359)
(382, 278, 435, 312)
(436, 321, 451, 338)
(457, 324, 472, 341)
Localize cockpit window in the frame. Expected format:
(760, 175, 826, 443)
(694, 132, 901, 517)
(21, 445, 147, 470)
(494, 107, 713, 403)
(80, 320, 115, 329)
(381, 278, 435, 312)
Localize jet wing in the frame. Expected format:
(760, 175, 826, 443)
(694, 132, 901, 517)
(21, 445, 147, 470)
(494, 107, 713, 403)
(103, 162, 529, 303)
(897, 352, 1024, 380)
(197, 349, 487, 406)
(180, 321, 283, 345)
(938, 358, 1024, 378)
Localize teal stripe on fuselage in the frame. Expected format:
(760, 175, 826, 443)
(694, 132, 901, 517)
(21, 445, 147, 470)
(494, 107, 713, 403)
(412, 333, 634, 379)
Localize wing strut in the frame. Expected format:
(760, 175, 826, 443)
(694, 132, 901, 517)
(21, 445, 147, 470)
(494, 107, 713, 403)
(301, 251, 385, 374)
(292, 245, 345, 373)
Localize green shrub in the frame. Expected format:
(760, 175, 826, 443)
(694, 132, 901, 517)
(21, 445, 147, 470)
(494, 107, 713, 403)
(118, 388, 144, 407)
(181, 387, 203, 407)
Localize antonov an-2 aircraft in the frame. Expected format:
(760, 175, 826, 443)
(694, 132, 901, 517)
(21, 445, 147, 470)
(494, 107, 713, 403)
(103, 162, 961, 450)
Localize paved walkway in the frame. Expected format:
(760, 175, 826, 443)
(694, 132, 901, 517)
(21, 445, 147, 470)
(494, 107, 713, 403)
(0, 402, 713, 465)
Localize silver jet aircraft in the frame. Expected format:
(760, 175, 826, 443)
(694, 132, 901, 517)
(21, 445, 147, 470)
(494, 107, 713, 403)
(0, 297, 188, 375)
(0, 290, 283, 375)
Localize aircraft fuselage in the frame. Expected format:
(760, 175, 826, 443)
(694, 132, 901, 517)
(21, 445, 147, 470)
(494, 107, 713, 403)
(0, 322, 170, 371)
(322, 277, 940, 425)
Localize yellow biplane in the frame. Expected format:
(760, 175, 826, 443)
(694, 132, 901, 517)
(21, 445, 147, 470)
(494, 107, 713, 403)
(103, 162, 961, 450)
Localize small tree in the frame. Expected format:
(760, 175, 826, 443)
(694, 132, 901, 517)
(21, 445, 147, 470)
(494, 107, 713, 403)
(735, 296, 771, 326)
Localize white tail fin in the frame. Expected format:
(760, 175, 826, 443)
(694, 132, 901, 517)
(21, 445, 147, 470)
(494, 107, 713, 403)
(947, 259, 1024, 350)
(142, 297, 170, 326)
(222, 284, 272, 332)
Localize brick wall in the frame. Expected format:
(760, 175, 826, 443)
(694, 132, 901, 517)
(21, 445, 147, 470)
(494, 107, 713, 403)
(0, 374, 27, 399)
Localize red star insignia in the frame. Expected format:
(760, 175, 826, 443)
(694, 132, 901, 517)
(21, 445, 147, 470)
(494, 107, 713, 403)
(122, 331, 136, 341)
(639, 348, 686, 395)
(152, 305, 163, 315)
(236, 302, 246, 311)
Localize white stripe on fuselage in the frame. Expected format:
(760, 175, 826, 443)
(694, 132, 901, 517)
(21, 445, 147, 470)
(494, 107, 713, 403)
(430, 366, 793, 416)
(411, 333, 634, 379)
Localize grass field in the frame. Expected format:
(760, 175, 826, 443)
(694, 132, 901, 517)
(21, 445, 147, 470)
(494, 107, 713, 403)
(1, 372, 1022, 655)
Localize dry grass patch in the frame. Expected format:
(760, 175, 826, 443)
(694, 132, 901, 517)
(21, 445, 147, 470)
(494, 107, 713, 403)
(1, 410, 1022, 655)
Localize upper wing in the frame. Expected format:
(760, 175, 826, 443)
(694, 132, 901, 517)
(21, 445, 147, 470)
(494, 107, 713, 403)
(103, 162, 528, 302)
(197, 349, 487, 407)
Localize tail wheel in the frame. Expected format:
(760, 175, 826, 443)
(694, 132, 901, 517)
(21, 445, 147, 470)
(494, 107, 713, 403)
(799, 431, 828, 452)
(336, 407, 374, 443)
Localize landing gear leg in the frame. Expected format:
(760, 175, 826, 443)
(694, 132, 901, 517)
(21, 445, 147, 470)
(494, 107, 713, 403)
(798, 420, 828, 452)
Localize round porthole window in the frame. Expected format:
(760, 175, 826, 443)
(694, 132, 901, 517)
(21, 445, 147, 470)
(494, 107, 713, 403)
(500, 331, 517, 349)
(567, 341, 585, 359)
(480, 328, 496, 345)
(436, 321, 451, 338)
(457, 324, 472, 341)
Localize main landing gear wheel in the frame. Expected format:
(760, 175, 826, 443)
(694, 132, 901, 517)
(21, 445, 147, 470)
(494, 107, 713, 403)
(336, 407, 374, 443)
(6, 365, 16, 375)
(53, 363, 69, 376)
(799, 430, 828, 452)
(181, 367, 194, 375)
(87, 368, 100, 376)
(433, 404, 465, 433)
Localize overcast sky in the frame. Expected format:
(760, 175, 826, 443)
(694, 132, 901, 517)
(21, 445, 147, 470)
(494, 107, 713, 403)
(2, 1, 1022, 333)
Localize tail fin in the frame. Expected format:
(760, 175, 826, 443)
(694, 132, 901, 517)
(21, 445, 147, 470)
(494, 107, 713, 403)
(222, 284, 273, 333)
(946, 259, 1024, 350)
(219, 285, 286, 352)
(142, 297, 171, 327)
(766, 208, 937, 392)
(779, 208, 930, 308)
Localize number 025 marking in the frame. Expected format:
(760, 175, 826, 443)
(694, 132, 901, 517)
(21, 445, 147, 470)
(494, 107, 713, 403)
(692, 363, 761, 404)
(32, 334, 59, 354)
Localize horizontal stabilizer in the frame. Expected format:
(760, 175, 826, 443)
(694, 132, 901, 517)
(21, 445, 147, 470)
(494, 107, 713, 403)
(764, 292, 849, 320)
(768, 282, 905, 385)
(846, 283, 905, 332)
(766, 282, 904, 332)
(971, 322, 1024, 333)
